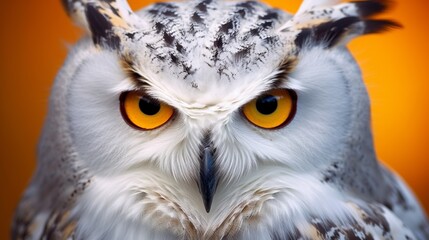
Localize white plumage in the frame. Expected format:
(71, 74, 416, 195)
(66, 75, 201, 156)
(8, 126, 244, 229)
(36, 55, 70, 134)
(13, 0, 429, 239)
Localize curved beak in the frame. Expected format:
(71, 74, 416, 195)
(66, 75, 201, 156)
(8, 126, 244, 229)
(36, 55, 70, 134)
(199, 134, 218, 213)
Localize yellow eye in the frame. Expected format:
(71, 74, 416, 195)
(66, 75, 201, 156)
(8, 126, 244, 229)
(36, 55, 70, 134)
(120, 91, 174, 130)
(242, 89, 297, 129)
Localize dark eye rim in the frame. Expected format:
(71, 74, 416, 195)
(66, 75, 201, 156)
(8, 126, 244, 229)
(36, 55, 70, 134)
(241, 88, 298, 130)
(119, 91, 176, 131)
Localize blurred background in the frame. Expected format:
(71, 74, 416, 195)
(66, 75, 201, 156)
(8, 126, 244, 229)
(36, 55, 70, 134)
(0, 0, 427, 238)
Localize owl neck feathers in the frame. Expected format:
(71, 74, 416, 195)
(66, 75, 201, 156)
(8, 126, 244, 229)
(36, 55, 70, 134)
(320, 48, 394, 203)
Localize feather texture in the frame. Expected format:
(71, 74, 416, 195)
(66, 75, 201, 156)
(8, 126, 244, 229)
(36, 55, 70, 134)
(13, 0, 428, 239)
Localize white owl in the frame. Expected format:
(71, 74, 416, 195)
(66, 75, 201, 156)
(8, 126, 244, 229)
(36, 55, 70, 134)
(13, 0, 429, 239)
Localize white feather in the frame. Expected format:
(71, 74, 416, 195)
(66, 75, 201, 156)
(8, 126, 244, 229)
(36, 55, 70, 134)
(296, 0, 341, 15)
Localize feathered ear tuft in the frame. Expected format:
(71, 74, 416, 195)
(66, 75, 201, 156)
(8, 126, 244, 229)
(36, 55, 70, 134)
(352, 0, 392, 17)
(280, 0, 401, 49)
(61, 0, 139, 49)
(364, 19, 401, 34)
(294, 17, 401, 49)
(296, 0, 341, 15)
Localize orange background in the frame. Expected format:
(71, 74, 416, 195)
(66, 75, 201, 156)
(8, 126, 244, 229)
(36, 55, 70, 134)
(0, 0, 427, 238)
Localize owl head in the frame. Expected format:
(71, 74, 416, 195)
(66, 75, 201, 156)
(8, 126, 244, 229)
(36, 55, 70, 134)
(58, 0, 398, 212)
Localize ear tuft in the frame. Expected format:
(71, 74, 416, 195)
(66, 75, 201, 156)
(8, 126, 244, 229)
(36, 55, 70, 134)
(352, 0, 392, 17)
(296, 0, 341, 15)
(85, 4, 121, 49)
(363, 19, 402, 34)
(61, 0, 138, 49)
(281, 0, 401, 49)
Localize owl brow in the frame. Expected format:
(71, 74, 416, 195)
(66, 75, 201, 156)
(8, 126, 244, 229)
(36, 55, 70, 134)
(270, 58, 297, 89)
(120, 56, 150, 89)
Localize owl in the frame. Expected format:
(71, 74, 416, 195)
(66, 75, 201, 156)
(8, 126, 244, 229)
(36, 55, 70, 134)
(12, 0, 429, 239)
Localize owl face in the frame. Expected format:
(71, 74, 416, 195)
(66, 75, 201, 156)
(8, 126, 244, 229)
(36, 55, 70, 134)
(63, 0, 397, 212)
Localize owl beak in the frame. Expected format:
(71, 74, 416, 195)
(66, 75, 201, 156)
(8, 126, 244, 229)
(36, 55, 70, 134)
(199, 135, 217, 213)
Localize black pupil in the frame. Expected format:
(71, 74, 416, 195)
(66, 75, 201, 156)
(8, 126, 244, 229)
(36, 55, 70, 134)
(139, 96, 161, 115)
(256, 95, 278, 115)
